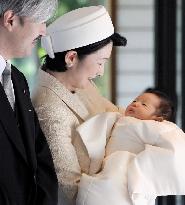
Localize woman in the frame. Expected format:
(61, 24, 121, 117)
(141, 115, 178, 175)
(32, 5, 126, 204)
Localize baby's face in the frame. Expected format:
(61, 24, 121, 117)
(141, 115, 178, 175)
(125, 93, 161, 120)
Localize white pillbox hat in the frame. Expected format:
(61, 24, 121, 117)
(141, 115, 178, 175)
(41, 5, 114, 58)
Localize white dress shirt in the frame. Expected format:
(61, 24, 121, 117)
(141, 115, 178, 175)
(0, 55, 7, 83)
(0, 55, 15, 107)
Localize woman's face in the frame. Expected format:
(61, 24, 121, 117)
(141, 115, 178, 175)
(69, 42, 113, 89)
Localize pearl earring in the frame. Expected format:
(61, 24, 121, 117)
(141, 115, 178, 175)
(66, 64, 73, 68)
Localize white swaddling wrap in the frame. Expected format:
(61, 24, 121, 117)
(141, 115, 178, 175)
(76, 112, 185, 205)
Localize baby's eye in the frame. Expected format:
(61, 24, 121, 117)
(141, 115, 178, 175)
(132, 100, 137, 103)
(142, 103, 147, 106)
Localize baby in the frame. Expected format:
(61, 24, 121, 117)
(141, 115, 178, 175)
(76, 89, 185, 205)
(125, 88, 174, 122)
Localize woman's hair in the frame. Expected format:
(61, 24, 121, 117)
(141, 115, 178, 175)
(144, 88, 175, 121)
(42, 32, 127, 72)
(0, 0, 57, 23)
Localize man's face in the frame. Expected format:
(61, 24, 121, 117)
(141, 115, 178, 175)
(2, 11, 46, 59)
(125, 93, 161, 120)
(10, 16, 46, 58)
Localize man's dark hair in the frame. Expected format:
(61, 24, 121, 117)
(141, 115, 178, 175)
(144, 88, 175, 122)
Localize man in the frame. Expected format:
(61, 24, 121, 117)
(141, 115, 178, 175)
(0, 0, 58, 204)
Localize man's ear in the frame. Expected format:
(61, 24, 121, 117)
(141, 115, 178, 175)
(151, 115, 164, 122)
(2, 10, 16, 31)
(65, 51, 77, 68)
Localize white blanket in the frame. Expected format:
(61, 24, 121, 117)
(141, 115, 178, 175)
(76, 112, 185, 205)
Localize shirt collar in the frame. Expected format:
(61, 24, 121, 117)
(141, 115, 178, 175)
(0, 55, 6, 76)
(0, 55, 11, 76)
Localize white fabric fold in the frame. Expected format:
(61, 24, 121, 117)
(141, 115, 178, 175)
(41, 35, 55, 59)
(77, 112, 121, 174)
(76, 112, 185, 205)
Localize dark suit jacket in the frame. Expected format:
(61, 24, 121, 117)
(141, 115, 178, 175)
(0, 66, 58, 205)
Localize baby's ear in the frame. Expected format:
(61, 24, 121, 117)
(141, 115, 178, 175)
(152, 116, 164, 122)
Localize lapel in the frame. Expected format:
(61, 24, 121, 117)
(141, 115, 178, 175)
(0, 81, 28, 164)
(38, 70, 89, 121)
(11, 66, 36, 169)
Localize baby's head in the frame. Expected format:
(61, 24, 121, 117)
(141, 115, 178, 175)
(125, 88, 174, 121)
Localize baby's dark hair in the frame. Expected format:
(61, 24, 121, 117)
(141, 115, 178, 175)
(144, 88, 175, 121)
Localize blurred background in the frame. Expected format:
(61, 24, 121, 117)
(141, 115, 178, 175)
(12, 1, 184, 204)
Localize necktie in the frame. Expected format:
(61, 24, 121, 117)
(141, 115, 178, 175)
(2, 64, 15, 110)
